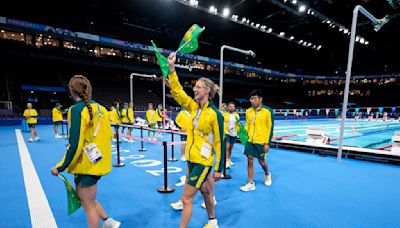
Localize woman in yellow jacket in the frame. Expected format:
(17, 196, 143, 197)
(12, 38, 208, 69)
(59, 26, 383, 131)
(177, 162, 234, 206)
(110, 102, 122, 142)
(23, 103, 39, 142)
(167, 53, 223, 228)
(51, 75, 120, 228)
(127, 102, 135, 142)
(120, 102, 130, 136)
(175, 108, 191, 161)
(146, 103, 157, 140)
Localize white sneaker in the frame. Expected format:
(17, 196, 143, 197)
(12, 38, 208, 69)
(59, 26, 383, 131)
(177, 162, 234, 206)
(180, 155, 187, 162)
(203, 219, 219, 228)
(201, 196, 217, 209)
(34, 136, 40, 141)
(240, 182, 256, 192)
(170, 200, 183, 210)
(128, 139, 135, 143)
(55, 134, 62, 139)
(265, 173, 272, 186)
(112, 138, 117, 142)
(148, 137, 152, 141)
(102, 218, 121, 228)
(229, 159, 234, 166)
(28, 137, 34, 142)
(152, 137, 157, 141)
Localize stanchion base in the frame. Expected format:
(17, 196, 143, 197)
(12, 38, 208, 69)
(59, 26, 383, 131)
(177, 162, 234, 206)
(168, 158, 179, 162)
(222, 174, 232, 179)
(113, 163, 125, 167)
(157, 186, 175, 193)
(138, 148, 147, 152)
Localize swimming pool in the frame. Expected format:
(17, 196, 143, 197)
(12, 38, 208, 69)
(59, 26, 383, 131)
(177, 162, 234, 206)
(273, 119, 400, 151)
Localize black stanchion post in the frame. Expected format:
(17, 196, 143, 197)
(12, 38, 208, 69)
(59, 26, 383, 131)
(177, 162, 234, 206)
(158, 141, 174, 193)
(113, 125, 125, 167)
(61, 121, 65, 135)
(138, 126, 147, 152)
(168, 132, 178, 162)
(222, 142, 231, 179)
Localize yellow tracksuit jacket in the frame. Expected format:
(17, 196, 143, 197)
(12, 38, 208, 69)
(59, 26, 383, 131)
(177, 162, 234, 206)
(168, 71, 224, 172)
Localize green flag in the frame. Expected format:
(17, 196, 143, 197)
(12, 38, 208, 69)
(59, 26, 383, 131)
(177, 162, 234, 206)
(177, 24, 205, 54)
(236, 117, 249, 145)
(58, 174, 81, 215)
(151, 40, 169, 78)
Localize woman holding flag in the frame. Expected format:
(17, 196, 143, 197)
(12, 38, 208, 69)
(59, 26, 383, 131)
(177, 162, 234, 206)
(166, 52, 223, 228)
(51, 75, 120, 228)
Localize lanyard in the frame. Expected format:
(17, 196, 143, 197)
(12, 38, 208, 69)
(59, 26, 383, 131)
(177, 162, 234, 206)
(93, 104, 102, 137)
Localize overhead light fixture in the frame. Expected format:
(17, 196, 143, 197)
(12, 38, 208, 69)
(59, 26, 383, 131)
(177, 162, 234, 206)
(289, 36, 294, 40)
(222, 8, 230, 17)
(189, 0, 198, 6)
(292, 0, 297, 5)
(299, 5, 306, 13)
(267, 28, 273, 33)
(209, 6, 217, 14)
(279, 32, 285, 36)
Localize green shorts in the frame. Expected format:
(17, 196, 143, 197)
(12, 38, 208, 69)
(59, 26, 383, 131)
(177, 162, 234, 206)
(244, 142, 267, 160)
(225, 135, 237, 145)
(74, 174, 101, 187)
(187, 161, 211, 189)
(28, 124, 36, 128)
(157, 121, 163, 127)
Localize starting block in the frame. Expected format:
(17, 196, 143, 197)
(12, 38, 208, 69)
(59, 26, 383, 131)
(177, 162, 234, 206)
(306, 127, 330, 145)
(391, 131, 400, 153)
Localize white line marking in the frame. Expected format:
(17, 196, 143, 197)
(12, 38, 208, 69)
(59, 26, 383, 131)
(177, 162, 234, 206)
(15, 129, 58, 228)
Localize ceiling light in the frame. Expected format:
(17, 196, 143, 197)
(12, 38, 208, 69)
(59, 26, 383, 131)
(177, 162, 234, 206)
(299, 5, 306, 13)
(222, 8, 230, 17)
(209, 6, 217, 14)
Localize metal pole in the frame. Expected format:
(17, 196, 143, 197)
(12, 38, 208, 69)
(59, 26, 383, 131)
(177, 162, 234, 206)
(337, 5, 389, 163)
(219, 45, 255, 109)
(157, 141, 175, 193)
(113, 125, 125, 167)
(138, 126, 147, 152)
(163, 76, 166, 128)
(129, 72, 156, 105)
(130, 74, 133, 104)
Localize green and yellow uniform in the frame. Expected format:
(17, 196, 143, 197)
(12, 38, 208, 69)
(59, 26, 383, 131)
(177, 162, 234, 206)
(168, 71, 224, 188)
(146, 110, 156, 128)
(52, 107, 63, 125)
(155, 109, 164, 127)
(244, 105, 274, 160)
(128, 108, 135, 124)
(110, 108, 121, 129)
(175, 110, 190, 141)
(56, 101, 112, 186)
(121, 108, 130, 124)
(223, 111, 241, 145)
(23, 108, 38, 128)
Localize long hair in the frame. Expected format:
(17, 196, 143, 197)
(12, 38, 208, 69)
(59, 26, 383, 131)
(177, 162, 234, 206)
(69, 75, 94, 126)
